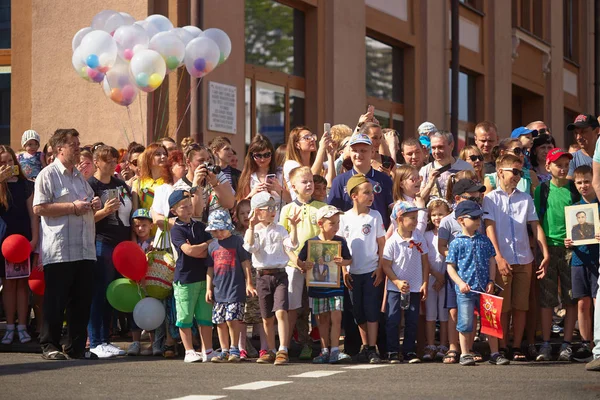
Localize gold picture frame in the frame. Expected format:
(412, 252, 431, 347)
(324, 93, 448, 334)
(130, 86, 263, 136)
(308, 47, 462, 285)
(565, 203, 600, 246)
(305, 240, 341, 288)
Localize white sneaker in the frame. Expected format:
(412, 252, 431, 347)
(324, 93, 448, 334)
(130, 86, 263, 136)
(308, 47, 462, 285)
(202, 350, 216, 362)
(152, 341, 163, 356)
(127, 341, 141, 356)
(184, 350, 203, 363)
(90, 344, 116, 359)
(104, 343, 126, 356)
(140, 346, 153, 356)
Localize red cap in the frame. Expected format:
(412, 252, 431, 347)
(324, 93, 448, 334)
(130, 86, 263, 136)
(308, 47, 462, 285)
(546, 148, 573, 164)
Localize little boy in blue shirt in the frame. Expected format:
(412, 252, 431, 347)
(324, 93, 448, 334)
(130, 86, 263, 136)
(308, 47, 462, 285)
(446, 201, 508, 366)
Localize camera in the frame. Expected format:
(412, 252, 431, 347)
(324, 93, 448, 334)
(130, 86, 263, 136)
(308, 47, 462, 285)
(204, 163, 221, 175)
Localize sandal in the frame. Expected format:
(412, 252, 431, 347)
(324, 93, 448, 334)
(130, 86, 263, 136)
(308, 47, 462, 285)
(42, 350, 68, 360)
(163, 344, 177, 358)
(471, 350, 483, 363)
(18, 328, 31, 344)
(443, 350, 459, 364)
(1, 329, 14, 345)
(512, 349, 527, 362)
(459, 353, 476, 366)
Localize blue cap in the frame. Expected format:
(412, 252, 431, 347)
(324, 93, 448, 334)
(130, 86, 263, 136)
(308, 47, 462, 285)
(455, 200, 485, 219)
(348, 133, 372, 146)
(168, 190, 191, 209)
(511, 126, 537, 139)
(131, 208, 152, 221)
(391, 201, 426, 220)
(205, 209, 234, 232)
(419, 135, 431, 149)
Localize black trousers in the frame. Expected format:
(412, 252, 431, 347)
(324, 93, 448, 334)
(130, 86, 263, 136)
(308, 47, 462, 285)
(342, 286, 388, 356)
(39, 260, 94, 356)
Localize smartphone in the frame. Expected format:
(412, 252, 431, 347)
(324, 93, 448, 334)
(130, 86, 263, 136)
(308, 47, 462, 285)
(266, 174, 276, 183)
(11, 165, 19, 176)
(107, 189, 119, 201)
(436, 163, 451, 174)
(342, 157, 353, 171)
(324, 123, 331, 135)
(367, 105, 374, 114)
(382, 158, 394, 170)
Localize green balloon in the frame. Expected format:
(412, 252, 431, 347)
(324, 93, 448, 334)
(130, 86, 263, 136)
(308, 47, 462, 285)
(106, 278, 145, 313)
(166, 56, 180, 71)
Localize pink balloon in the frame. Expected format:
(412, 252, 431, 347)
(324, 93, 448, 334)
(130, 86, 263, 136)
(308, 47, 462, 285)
(124, 48, 134, 60)
(87, 68, 99, 79)
(121, 84, 135, 101)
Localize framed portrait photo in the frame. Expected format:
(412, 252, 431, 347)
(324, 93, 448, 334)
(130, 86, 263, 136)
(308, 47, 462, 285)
(305, 240, 341, 288)
(565, 203, 600, 246)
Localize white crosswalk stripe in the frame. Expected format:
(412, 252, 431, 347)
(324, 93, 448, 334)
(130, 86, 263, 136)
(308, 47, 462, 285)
(223, 381, 293, 391)
(342, 364, 391, 370)
(289, 370, 346, 378)
(168, 396, 227, 400)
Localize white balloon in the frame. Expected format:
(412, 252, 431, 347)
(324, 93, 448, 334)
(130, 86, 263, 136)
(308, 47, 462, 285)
(91, 10, 117, 30)
(202, 28, 232, 64)
(72, 27, 92, 52)
(171, 27, 195, 46)
(184, 36, 220, 78)
(114, 24, 149, 61)
(119, 12, 135, 26)
(149, 31, 185, 71)
(133, 298, 165, 331)
(130, 49, 167, 92)
(182, 25, 202, 38)
(72, 46, 91, 82)
(102, 60, 139, 106)
(145, 14, 173, 37)
(79, 30, 118, 72)
(103, 12, 126, 34)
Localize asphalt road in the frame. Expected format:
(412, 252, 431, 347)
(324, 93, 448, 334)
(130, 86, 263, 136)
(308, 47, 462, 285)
(1, 353, 599, 400)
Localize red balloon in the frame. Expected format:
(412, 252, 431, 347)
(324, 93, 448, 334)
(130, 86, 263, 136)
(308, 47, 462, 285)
(30, 268, 44, 280)
(29, 279, 45, 296)
(2, 234, 32, 263)
(113, 241, 148, 281)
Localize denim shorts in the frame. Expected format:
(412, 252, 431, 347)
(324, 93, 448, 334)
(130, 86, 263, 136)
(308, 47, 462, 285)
(456, 292, 479, 333)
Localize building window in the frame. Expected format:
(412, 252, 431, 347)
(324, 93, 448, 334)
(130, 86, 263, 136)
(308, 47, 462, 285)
(245, 0, 305, 147)
(0, 0, 9, 49)
(563, 0, 579, 62)
(459, 0, 482, 11)
(449, 69, 476, 150)
(365, 36, 404, 139)
(0, 68, 9, 144)
(512, 0, 544, 39)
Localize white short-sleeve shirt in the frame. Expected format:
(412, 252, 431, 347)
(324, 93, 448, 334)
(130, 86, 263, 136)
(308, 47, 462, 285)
(338, 208, 385, 274)
(383, 230, 429, 293)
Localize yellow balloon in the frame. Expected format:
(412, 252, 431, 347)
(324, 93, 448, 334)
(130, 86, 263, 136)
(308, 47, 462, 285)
(148, 73, 163, 89)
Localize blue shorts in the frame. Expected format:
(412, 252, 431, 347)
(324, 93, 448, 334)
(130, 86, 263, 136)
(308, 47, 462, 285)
(444, 273, 457, 309)
(456, 292, 479, 333)
(348, 272, 382, 324)
(571, 264, 599, 299)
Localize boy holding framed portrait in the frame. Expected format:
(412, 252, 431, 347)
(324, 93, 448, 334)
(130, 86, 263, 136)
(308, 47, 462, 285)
(298, 205, 352, 364)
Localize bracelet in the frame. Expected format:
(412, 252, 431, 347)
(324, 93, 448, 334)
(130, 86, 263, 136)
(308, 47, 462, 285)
(212, 180, 221, 188)
(72, 202, 78, 216)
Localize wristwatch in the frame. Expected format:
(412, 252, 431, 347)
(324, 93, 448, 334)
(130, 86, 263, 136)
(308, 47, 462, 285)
(190, 186, 199, 195)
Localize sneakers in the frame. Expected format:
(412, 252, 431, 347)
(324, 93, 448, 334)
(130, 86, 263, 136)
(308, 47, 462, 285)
(1, 329, 14, 345)
(274, 350, 289, 365)
(573, 343, 593, 363)
(357, 345, 369, 363)
(152, 341, 163, 357)
(552, 324, 563, 334)
(90, 344, 116, 359)
(536, 343, 552, 361)
(245, 338, 259, 358)
(299, 344, 313, 360)
(526, 344, 538, 360)
(489, 352, 510, 365)
(184, 350, 203, 363)
(17, 327, 31, 344)
(229, 348, 241, 363)
(436, 345, 448, 362)
(312, 351, 330, 364)
(257, 350, 276, 364)
(127, 341, 141, 356)
(203, 350, 216, 363)
(211, 351, 230, 363)
(329, 350, 351, 364)
(388, 352, 402, 364)
(558, 343, 573, 362)
(367, 348, 381, 364)
(422, 345, 437, 362)
(104, 343, 126, 356)
(140, 346, 153, 356)
(586, 357, 600, 371)
(459, 354, 476, 366)
(406, 352, 421, 364)
(240, 349, 249, 360)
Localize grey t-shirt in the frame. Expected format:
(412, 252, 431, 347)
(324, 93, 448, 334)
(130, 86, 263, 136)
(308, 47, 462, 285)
(568, 150, 593, 176)
(206, 234, 251, 303)
(419, 158, 474, 199)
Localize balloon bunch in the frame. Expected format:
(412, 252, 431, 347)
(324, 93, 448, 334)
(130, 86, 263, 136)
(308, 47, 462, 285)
(71, 10, 232, 107)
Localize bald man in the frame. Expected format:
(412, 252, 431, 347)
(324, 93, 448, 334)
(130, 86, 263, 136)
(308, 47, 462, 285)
(526, 121, 551, 136)
(474, 121, 499, 174)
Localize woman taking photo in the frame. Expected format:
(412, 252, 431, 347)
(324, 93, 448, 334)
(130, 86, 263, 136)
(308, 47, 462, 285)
(87, 145, 134, 358)
(0, 145, 39, 345)
(236, 134, 290, 206)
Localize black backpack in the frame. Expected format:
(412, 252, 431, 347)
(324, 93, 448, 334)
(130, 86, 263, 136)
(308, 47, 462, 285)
(537, 180, 581, 220)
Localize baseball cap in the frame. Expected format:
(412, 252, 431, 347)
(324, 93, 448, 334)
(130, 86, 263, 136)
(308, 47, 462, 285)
(316, 205, 344, 221)
(131, 208, 152, 221)
(205, 209, 234, 232)
(346, 174, 369, 195)
(566, 114, 600, 131)
(168, 190, 191, 209)
(250, 191, 276, 210)
(511, 126, 538, 139)
(451, 179, 485, 197)
(455, 200, 485, 219)
(419, 135, 431, 150)
(21, 129, 40, 148)
(391, 201, 426, 220)
(348, 133, 372, 147)
(546, 148, 573, 164)
(417, 122, 438, 136)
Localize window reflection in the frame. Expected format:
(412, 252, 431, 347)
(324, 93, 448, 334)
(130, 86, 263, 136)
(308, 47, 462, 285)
(449, 69, 476, 122)
(0, 0, 9, 49)
(0, 70, 10, 144)
(366, 37, 403, 102)
(256, 82, 285, 148)
(290, 89, 305, 132)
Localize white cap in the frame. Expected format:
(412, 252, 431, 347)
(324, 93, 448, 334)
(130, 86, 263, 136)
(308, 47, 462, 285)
(417, 122, 438, 136)
(21, 130, 40, 148)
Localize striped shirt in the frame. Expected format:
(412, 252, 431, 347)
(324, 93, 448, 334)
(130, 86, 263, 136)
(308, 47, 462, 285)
(33, 158, 96, 265)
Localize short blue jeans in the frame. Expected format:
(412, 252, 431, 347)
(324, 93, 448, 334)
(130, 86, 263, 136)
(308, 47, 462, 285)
(456, 292, 480, 333)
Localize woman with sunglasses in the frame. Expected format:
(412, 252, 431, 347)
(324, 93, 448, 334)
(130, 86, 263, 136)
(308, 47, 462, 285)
(236, 134, 290, 207)
(530, 134, 556, 184)
(484, 138, 539, 197)
(132, 143, 172, 213)
(284, 126, 333, 201)
(124, 144, 145, 188)
(459, 145, 485, 184)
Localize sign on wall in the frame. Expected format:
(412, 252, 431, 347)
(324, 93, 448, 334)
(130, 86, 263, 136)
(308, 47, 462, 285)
(208, 81, 237, 134)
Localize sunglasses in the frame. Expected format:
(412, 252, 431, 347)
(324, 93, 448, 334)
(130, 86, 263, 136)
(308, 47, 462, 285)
(464, 215, 481, 220)
(130, 159, 138, 167)
(460, 195, 481, 203)
(469, 155, 484, 162)
(499, 168, 524, 177)
(253, 152, 272, 160)
(538, 128, 550, 135)
(508, 147, 523, 156)
(300, 134, 317, 142)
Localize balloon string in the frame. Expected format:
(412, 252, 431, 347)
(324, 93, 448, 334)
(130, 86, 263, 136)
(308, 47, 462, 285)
(127, 106, 136, 145)
(106, 78, 131, 146)
(153, 86, 163, 143)
(158, 85, 169, 137)
(138, 93, 146, 146)
(174, 77, 202, 137)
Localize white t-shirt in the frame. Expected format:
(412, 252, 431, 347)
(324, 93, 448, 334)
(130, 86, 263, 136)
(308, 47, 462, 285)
(283, 160, 301, 201)
(150, 183, 174, 250)
(423, 230, 445, 274)
(338, 208, 385, 274)
(383, 230, 429, 293)
(390, 195, 427, 234)
(419, 158, 474, 199)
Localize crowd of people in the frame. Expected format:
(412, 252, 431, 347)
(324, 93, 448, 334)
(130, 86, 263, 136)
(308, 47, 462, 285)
(1, 108, 600, 372)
